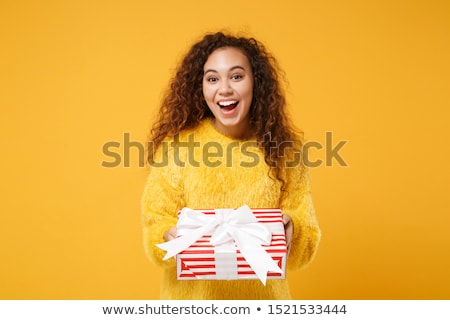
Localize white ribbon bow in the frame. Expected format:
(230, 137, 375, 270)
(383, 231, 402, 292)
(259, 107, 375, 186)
(156, 205, 283, 285)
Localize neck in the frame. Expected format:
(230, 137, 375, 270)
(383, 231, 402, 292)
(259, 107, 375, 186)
(212, 119, 253, 140)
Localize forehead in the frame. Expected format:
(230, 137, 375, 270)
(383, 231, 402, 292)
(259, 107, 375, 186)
(203, 47, 251, 71)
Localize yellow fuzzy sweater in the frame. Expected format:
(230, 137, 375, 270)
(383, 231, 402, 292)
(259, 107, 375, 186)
(141, 119, 321, 299)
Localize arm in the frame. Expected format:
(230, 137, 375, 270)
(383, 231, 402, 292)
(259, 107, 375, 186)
(281, 166, 321, 270)
(141, 145, 185, 268)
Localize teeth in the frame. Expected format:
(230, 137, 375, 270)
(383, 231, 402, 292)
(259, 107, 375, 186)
(218, 100, 237, 107)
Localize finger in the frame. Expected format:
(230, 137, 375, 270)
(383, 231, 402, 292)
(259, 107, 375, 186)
(163, 227, 177, 241)
(282, 215, 293, 255)
(282, 214, 291, 225)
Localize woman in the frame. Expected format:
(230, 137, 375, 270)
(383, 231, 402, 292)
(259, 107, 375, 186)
(141, 31, 321, 299)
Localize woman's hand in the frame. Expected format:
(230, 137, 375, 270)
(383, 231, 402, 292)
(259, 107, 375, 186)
(282, 214, 293, 255)
(163, 226, 177, 241)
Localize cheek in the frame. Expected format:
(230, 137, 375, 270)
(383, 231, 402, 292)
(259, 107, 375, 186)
(202, 85, 213, 102)
(242, 82, 254, 100)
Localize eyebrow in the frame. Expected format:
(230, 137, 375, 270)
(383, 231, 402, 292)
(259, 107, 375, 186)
(204, 66, 246, 75)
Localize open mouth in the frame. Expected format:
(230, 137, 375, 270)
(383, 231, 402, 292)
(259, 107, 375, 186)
(218, 100, 239, 112)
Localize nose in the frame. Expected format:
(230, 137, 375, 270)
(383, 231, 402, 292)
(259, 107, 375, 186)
(219, 80, 233, 95)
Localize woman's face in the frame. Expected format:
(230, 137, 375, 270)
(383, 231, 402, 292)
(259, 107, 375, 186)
(202, 47, 254, 138)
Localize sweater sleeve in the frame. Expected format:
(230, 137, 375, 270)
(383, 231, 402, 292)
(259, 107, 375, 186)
(141, 144, 185, 269)
(281, 165, 321, 270)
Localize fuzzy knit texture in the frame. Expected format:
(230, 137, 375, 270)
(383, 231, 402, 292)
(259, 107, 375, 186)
(141, 119, 321, 299)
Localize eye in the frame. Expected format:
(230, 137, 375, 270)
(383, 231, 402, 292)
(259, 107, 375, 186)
(231, 74, 243, 81)
(206, 76, 218, 83)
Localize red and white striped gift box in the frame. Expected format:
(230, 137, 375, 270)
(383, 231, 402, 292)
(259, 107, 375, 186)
(176, 208, 287, 281)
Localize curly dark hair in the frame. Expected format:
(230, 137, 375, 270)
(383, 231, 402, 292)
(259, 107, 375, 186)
(147, 31, 304, 192)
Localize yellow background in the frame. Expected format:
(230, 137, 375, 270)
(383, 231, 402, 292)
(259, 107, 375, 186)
(1, 0, 449, 299)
